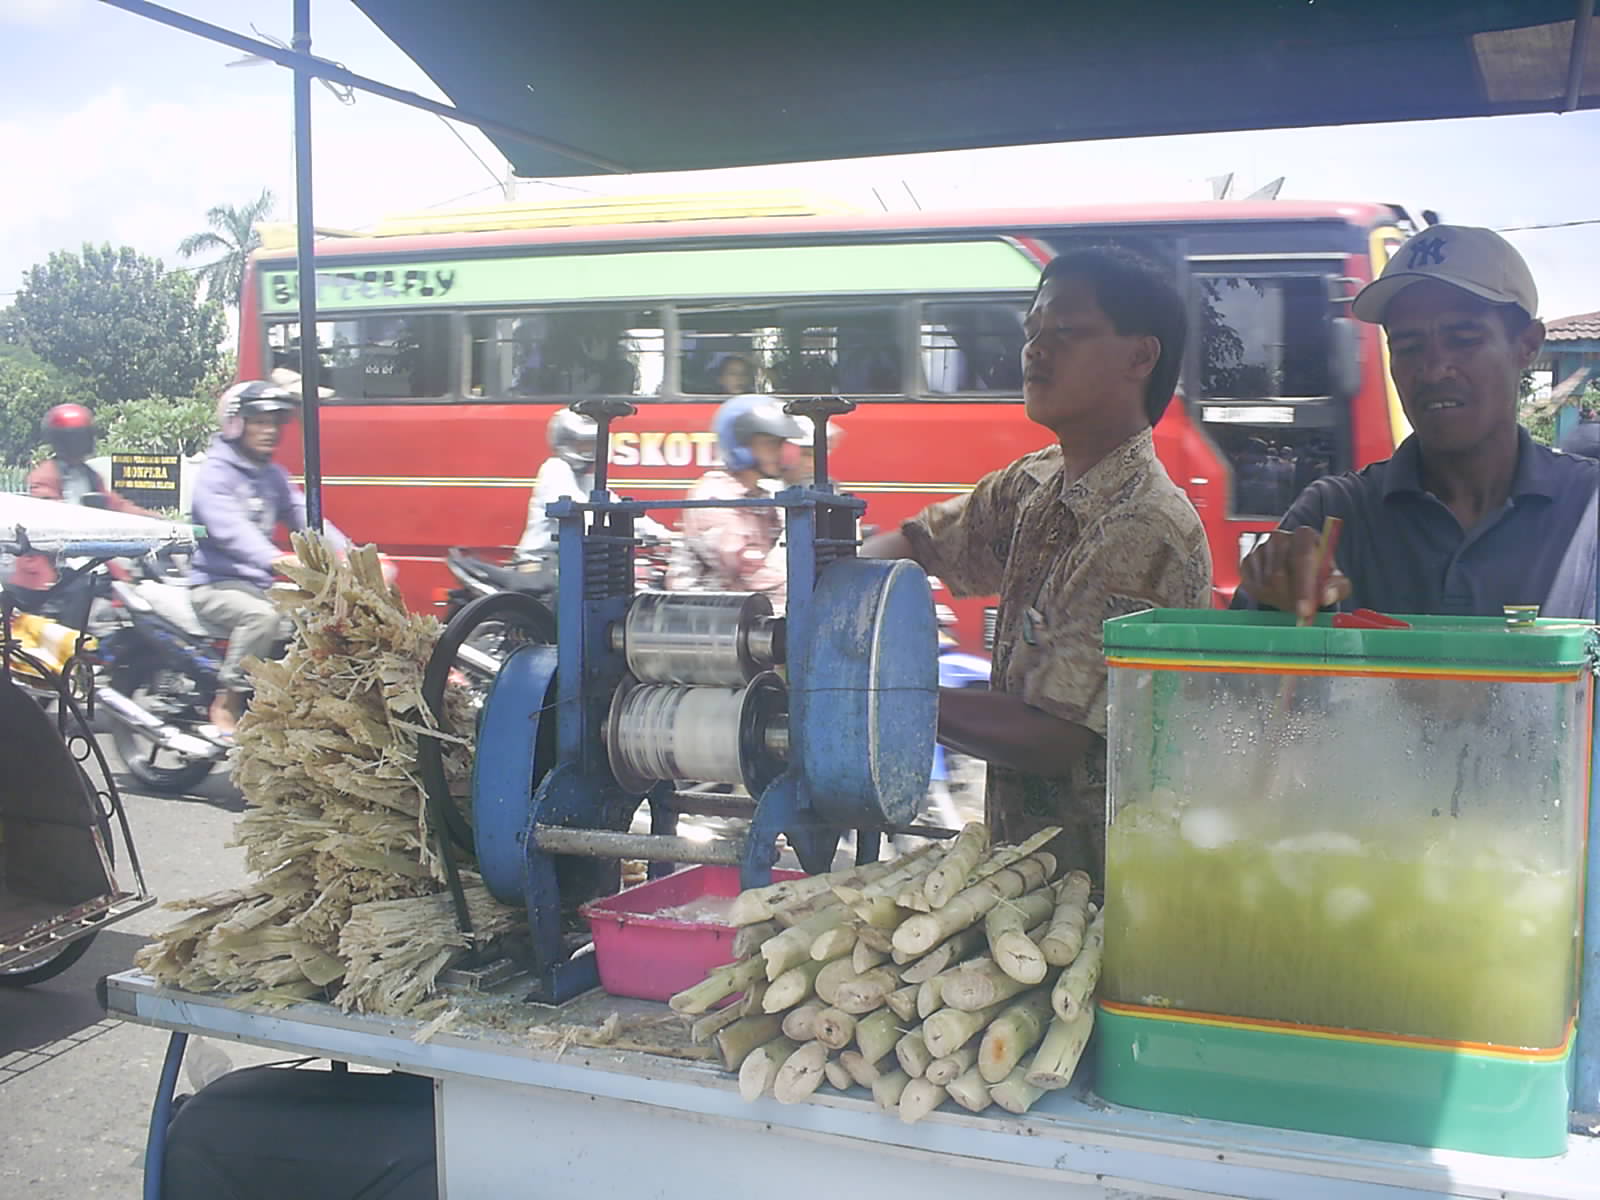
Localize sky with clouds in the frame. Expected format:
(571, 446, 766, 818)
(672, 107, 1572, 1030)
(3, 0, 1597, 324)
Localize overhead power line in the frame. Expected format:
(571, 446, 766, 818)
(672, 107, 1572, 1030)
(1496, 218, 1600, 232)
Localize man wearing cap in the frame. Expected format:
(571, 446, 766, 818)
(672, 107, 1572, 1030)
(1238, 225, 1598, 621)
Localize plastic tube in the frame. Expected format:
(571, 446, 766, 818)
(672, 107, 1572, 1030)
(142, 1031, 187, 1200)
(1575, 577, 1600, 1119)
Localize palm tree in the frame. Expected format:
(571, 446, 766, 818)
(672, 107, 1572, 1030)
(178, 189, 275, 308)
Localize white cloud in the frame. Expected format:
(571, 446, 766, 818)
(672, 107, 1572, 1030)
(2, 0, 89, 29)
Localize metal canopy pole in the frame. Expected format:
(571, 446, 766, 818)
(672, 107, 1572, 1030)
(291, 0, 323, 532)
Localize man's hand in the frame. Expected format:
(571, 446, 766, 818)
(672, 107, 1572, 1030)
(1237, 527, 1351, 621)
(860, 528, 916, 560)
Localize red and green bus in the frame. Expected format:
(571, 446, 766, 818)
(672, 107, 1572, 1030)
(239, 196, 1415, 648)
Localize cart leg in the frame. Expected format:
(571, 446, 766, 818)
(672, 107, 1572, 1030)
(142, 1031, 187, 1200)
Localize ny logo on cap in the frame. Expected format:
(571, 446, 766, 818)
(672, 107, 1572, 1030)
(1406, 237, 1448, 269)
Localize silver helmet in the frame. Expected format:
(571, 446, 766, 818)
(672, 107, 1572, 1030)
(547, 408, 599, 469)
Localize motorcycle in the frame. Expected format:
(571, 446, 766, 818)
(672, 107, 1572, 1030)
(439, 533, 677, 622)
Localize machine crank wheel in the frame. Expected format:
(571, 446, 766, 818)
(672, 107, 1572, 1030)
(108, 658, 214, 793)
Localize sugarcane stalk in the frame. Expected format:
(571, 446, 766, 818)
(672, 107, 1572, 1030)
(715, 1013, 785, 1071)
(892, 853, 1054, 958)
(738, 1035, 801, 1101)
(824, 1056, 854, 1091)
(945, 1065, 991, 1113)
(839, 1049, 881, 1087)
(670, 955, 764, 1014)
(814, 1006, 857, 1050)
(763, 958, 826, 1012)
(691, 1001, 745, 1044)
(924, 1042, 979, 1087)
(731, 856, 909, 926)
(989, 1067, 1047, 1114)
(763, 904, 850, 980)
(739, 978, 770, 1016)
(871, 1068, 912, 1111)
(922, 998, 1007, 1059)
(896, 1030, 932, 1078)
(809, 923, 857, 963)
(898, 1076, 945, 1124)
(984, 888, 1057, 984)
(854, 924, 895, 954)
(852, 939, 888, 975)
(942, 957, 1048, 1012)
(922, 822, 991, 909)
(815, 957, 862, 1006)
(782, 1002, 824, 1042)
(1024, 1007, 1094, 1090)
(899, 925, 986, 979)
(1051, 909, 1104, 1022)
(1039, 870, 1092, 967)
(834, 965, 900, 1014)
(916, 973, 948, 1020)
(847, 894, 908, 931)
(854, 1008, 901, 1066)
(909, 827, 1061, 911)
(978, 987, 1054, 1083)
(837, 841, 944, 903)
(733, 919, 781, 959)
(773, 1040, 830, 1104)
(886, 984, 920, 1023)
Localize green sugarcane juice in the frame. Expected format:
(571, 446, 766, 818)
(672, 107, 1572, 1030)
(1103, 803, 1578, 1048)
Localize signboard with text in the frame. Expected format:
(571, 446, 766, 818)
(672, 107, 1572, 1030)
(109, 453, 181, 511)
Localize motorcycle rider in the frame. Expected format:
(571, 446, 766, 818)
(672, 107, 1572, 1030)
(189, 380, 347, 737)
(668, 394, 803, 599)
(11, 404, 159, 619)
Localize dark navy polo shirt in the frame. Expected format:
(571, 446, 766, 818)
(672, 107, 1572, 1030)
(1237, 428, 1598, 617)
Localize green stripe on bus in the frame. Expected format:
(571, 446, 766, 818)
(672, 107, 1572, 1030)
(259, 241, 1041, 313)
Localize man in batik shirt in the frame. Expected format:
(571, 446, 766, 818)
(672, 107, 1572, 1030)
(865, 247, 1212, 882)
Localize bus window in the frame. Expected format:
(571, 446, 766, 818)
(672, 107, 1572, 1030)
(678, 304, 902, 396)
(267, 314, 454, 400)
(920, 300, 1027, 395)
(468, 310, 663, 398)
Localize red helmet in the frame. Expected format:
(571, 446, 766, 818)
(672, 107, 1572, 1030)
(42, 403, 94, 434)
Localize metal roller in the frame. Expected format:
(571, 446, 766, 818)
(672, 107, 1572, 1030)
(606, 671, 788, 797)
(615, 591, 784, 686)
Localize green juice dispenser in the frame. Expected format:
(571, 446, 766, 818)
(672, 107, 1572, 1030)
(1094, 610, 1597, 1158)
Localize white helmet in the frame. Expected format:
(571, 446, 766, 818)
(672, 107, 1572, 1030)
(547, 408, 598, 469)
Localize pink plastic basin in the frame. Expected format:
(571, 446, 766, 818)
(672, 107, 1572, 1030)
(579, 865, 805, 1002)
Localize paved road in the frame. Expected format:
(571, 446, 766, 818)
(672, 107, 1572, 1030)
(0, 735, 277, 1199)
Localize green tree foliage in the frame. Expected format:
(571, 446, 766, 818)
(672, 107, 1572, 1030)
(179, 189, 274, 309)
(0, 344, 94, 466)
(11, 243, 225, 405)
(100, 393, 218, 457)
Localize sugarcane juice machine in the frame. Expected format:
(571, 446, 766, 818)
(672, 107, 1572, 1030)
(471, 397, 939, 1000)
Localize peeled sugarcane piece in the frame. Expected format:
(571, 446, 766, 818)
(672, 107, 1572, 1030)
(978, 987, 1055, 1083)
(1024, 1007, 1094, 1090)
(946, 1065, 991, 1113)
(739, 978, 770, 1016)
(871, 1068, 912, 1111)
(814, 1006, 858, 1050)
(782, 1002, 824, 1042)
(925, 1043, 979, 1087)
(764, 959, 826, 1012)
(899, 925, 987, 979)
(809, 923, 857, 963)
(733, 920, 781, 959)
(922, 822, 991, 909)
(989, 1067, 1047, 1115)
(896, 1031, 933, 1078)
(837, 841, 944, 904)
(916, 973, 949, 1020)
(731, 855, 912, 926)
(942, 957, 1049, 1012)
(898, 1076, 945, 1125)
(691, 1002, 745, 1044)
(670, 956, 765, 1014)
(763, 905, 850, 980)
(984, 887, 1058, 984)
(834, 965, 901, 1014)
(816, 957, 862, 1006)
(854, 1008, 902, 1067)
(739, 1035, 801, 1101)
(922, 998, 1007, 1059)
(824, 1056, 854, 1091)
(773, 1039, 830, 1104)
(715, 1013, 785, 1071)
(1039, 871, 1092, 967)
(840, 1049, 881, 1087)
(910, 826, 1063, 912)
(886, 984, 920, 1023)
(854, 924, 895, 954)
(892, 853, 1054, 958)
(852, 939, 888, 975)
(1050, 909, 1104, 1022)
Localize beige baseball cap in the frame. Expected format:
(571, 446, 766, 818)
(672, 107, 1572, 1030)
(1352, 224, 1537, 324)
